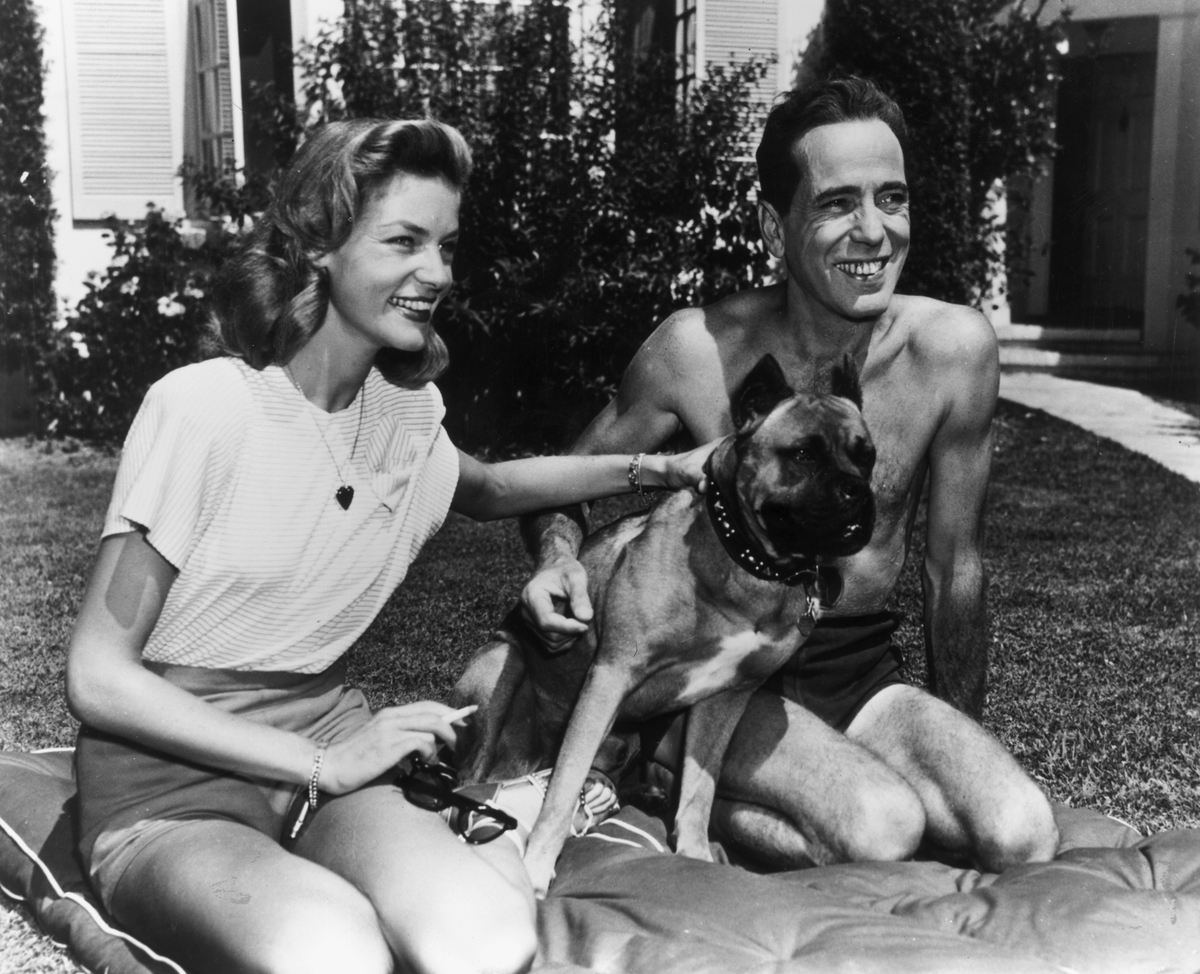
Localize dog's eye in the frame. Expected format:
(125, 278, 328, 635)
(782, 446, 815, 463)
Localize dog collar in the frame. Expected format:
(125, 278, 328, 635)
(703, 457, 843, 609)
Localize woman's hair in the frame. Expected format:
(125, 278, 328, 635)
(211, 118, 473, 385)
(756, 77, 907, 216)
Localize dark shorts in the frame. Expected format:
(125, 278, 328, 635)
(74, 658, 372, 910)
(762, 610, 907, 733)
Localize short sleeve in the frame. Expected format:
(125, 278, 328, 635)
(103, 366, 243, 570)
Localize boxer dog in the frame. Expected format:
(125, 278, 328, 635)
(452, 353, 875, 896)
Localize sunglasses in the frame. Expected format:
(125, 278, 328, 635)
(395, 757, 519, 845)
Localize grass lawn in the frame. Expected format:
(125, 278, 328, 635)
(2, 399, 1199, 969)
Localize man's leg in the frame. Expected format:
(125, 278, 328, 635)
(710, 686, 926, 868)
(847, 684, 1059, 872)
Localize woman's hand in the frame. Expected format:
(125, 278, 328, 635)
(643, 438, 722, 494)
(319, 701, 472, 795)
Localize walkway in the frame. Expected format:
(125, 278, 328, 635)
(999, 372, 1200, 485)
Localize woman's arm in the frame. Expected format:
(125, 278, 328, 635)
(67, 531, 459, 793)
(450, 442, 716, 521)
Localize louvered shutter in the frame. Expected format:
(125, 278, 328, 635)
(188, 0, 237, 176)
(61, 0, 180, 220)
(702, 0, 778, 115)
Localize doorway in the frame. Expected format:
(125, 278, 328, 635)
(1048, 18, 1157, 331)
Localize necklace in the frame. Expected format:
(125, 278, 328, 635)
(284, 365, 366, 510)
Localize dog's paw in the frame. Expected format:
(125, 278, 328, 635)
(523, 855, 556, 900)
(672, 832, 716, 862)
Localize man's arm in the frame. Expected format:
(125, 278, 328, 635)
(519, 316, 699, 637)
(920, 310, 1000, 720)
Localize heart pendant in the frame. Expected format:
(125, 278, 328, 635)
(335, 485, 354, 510)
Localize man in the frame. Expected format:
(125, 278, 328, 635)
(520, 77, 1058, 872)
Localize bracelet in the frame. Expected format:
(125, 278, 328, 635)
(308, 742, 327, 810)
(628, 453, 645, 499)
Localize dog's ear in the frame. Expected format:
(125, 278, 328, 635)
(830, 354, 863, 410)
(732, 355, 794, 429)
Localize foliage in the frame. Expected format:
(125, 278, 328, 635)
(39, 210, 229, 442)
(809, 0, 1065, 308)
(0, 0, 56, 380)
(1179, 247, 1200, 329)
(268, 0, 769, 451)
(41, 0, 768, 449)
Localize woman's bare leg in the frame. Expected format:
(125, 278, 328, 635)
(109, 819, 392, 974)
(297, 783, 537, 974)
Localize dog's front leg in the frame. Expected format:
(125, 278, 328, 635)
(673, 687, 756, 860)
(522, 662, 630, 898)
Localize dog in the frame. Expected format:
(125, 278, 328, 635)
(452, 353, 876, 896)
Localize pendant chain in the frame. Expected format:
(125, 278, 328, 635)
(284, 365, 366, 510)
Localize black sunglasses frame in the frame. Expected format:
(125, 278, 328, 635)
(395, 758, 519, 844)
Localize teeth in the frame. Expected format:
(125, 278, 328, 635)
(836, 260, 885, 277)
(389, 296, 434, 311)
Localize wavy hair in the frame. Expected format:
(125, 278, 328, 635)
(756, 77, 907, 216)
(212, 118, 473, 385)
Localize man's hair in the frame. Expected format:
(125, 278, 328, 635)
(212, 118, 473, 386)
(756, 76, 908, 215)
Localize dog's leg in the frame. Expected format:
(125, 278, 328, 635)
(522, 661, 632, 898)
(450, 636, 529, 783)
(673, 687, 756, 860)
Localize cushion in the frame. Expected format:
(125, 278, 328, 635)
(4, 748, 1200, 974)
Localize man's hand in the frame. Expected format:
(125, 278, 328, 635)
(519, 557, 594, 651)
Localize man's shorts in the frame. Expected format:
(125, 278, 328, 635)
(74, 658, 372, 910)
(762, 610, 907, 733)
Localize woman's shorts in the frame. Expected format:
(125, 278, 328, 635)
(74, 658, 371, 910)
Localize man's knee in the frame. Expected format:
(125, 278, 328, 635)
(972, 780, 1059, 872)
(832, 774, 926, 863)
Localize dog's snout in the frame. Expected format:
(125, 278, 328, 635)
(837, 476, 871, 505)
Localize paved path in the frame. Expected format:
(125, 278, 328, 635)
(999, 372, 1200, 485)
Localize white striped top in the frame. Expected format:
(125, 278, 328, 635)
(103, 357, 460, 673)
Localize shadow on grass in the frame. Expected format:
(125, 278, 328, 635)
(2, 400, 1198, 839)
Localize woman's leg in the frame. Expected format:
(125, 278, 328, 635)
(296, 783, 537, 974)
(107, 818, 393, 974)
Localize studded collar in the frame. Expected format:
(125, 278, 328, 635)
(703, 453, 843, 609)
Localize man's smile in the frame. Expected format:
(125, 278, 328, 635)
(833, 258, 888, 280)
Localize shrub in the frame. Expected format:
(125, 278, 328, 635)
(0, 0, 56, 384)
(40, 210, 229, 442)
(292, 0, 771, 452)
(41, 0, 769, 450)
(808, 0, 1064, 307)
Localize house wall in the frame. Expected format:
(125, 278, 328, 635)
(37, 0, 190, 312)
(36, 0, 334, 316)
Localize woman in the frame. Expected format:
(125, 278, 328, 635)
(66, 118, 710, 974)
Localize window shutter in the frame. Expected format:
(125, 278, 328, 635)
(61, 0, 179, 220)
(188, 0, 236, 175)
(702, 0, 778, 114)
